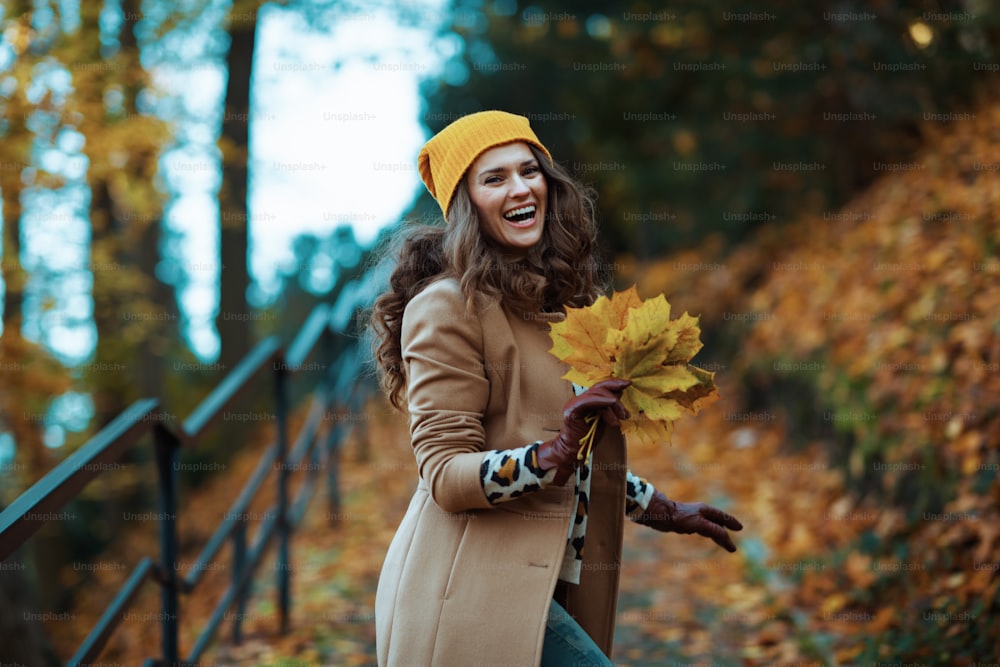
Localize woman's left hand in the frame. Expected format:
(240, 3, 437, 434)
(633, 491, 743, 552)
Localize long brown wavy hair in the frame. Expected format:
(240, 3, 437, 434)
(369, 145, 608, 410)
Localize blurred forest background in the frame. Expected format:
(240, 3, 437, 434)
(1, 0, 998, 665)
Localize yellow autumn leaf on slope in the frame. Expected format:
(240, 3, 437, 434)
(549, 285, 719, 448)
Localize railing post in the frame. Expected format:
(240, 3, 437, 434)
(274, 364, 291, 634)
(231, 519, 247, 644)
(322, 330, 342, 517)
(325, 422, 342, 519)
(152, 423, 181, 666)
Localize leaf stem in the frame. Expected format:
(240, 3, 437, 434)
(577, 415, 600, 462)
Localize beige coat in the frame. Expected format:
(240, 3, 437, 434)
(375, 277, 627, 667)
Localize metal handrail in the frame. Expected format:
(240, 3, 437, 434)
(0, 399, 162, 561)
(0, 300, 373, 666)
(69, 557, 156, 666)
(182, 336, 283, 441)
(182, 443, 279, 592)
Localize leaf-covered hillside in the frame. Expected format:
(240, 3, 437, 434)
(621, 98, 1000, 663)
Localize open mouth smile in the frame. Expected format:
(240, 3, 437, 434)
(503, 205, 537, 225)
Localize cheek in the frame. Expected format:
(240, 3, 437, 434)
(468, 189, 494, 221)
(481, 192, 505, 218)
(535, 182, 549, 206)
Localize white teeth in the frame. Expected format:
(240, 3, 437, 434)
(504, 205, 536, 220)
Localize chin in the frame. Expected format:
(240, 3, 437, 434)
(509, 233, 543, 251)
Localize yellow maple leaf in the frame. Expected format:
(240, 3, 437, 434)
(603, 284, 644, 329)
(622, 413, 675, 449)
(550, 285, 644, 385)
(548, 285, 720, 450)
(663, 365, 719, 416)
(551, 302, 613, 383)
(665, 312, 704, 363)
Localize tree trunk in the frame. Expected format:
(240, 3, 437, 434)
(85, 0, 176, 422)
(216, 7, 258, 372)
(0, 5, 60, 661)
(121, 0, 176, 402)
(88, 178, 132, 427)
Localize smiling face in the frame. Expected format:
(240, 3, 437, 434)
(465, 142, 548, 255)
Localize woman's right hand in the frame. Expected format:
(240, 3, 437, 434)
(536, 378, 630, 485)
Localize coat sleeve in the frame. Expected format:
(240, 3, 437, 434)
(401, 279, 495, 513)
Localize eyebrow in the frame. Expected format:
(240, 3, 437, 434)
(477, 159, 538, 178)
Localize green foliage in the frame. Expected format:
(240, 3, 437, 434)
(424, 0, 999, 256)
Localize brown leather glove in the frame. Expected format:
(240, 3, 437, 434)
(634, 490, 743, 552)
(537, 378, 630, 485)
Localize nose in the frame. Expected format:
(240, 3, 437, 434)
(509, 173, 531, 197)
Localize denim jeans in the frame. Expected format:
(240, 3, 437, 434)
(540, 599, 614, 667)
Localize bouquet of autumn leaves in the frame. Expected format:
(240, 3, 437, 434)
(548, 285, 719, 458)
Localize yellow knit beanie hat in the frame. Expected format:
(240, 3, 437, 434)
(418, 110, 553, 218)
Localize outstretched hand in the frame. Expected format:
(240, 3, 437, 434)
(634, 491, 743, 552)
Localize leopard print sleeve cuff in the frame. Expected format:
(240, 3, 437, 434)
(625, 471, 656, 518)
(479, 442, 558, 504)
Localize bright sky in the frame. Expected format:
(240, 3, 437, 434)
(162, 2, 453, 359)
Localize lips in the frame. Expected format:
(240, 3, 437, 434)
(503, 204, 537, 225)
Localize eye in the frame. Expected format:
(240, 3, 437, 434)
(484, 175, 502, 184)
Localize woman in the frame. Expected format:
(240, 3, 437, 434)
(370, 110, 742, 666)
